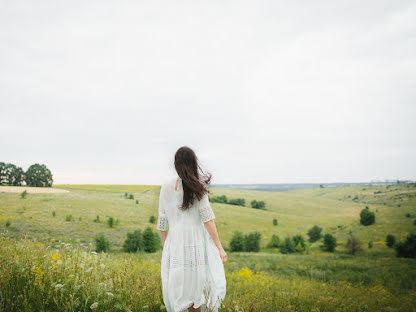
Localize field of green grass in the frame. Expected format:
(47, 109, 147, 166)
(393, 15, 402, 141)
(1, 183, 416, 311)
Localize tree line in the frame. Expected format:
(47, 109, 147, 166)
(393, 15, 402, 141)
(0, 162, 53, 187)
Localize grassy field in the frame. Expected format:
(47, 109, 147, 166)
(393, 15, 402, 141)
(1, 183, 416, 311)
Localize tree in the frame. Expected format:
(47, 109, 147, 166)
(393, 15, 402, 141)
(25, 164, 53, 187)
(307, 225, 323, 242)
(0, 162, 6, 184)
(386, 234, 396, 247)
(292, 234, 306, 251)
(267, 234, 280, 248)
(273, 218, 278, 226)
(143, 227, 159, 253)
(149, 215, 156, 224)
(346, 231, 362, 255)
(251, 200, 266, 210)
(95, 233, 110, 252)
(230, 231, 244, 252)
(228, 198, 245, 206)
(2, 163, 24, 186)
(123, 230, 143, 253)
(394, 233, 416, 258)
(360, 206, 375, 226)
(244, 232, 261, 252)
(321, 233, 337, 252)
(279, 237, 296, 254)
(209, 195, 228, 204)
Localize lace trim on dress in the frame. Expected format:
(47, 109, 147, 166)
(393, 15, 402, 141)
(164, 244, 208, 269)
(157, 216, 168, 231)
(199, 197, 215, 223)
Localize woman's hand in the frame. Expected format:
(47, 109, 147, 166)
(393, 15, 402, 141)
(218, 247, 227, 264)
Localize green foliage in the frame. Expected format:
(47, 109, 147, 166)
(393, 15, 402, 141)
(94, 233, 110, 252)
(251, 200, 266, 210)
(244, 232, 261, 252)
(20, 190, 28, 199)
(307, 225, 323, 242)
(368, 241, 373, 249)
(124, 192, 128, 198)
(123, 230, 143, 253)
(414, 219, 416, 226)
(209, 195, 228, 204)
(293, 234, 306, 252)
(280, 237, 296, 254)
(346, 232, 362, 255)
(93, 215, 100, 223)
(228, 198, 246, 206)
(107, 217, 115, 228)
(0, 162, 6, 184)
(230, 231, 245, 252)
(52, 211, 56, 217)
(321, 233, 337, 252)
(266, 234, 280, 248)
(360, 206, 375, 226)
(136, 200, 139, 204)
(273, 218, 278, 226)
(386, 234, 396, 247)
(128, 194, 134, 200)
(25, 164, 53, 187)
(65, 214, 72, 222)
(149, 215, 156, 224)
(2, 163, 25, 186)
(5, 220, 11, 227)
(394, 233, 416, 258)
(405, 213, 411, 218)
(143, 227, 159, 253)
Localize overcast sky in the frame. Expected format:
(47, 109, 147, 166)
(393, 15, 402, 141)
(1, 1, 415, 184)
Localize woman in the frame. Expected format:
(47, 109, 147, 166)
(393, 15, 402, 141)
(157, 146, 227, 312)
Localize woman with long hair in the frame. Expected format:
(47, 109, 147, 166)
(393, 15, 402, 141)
(157, 146, 227, 312)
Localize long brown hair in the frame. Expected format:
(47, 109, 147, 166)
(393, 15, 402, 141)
(174, 146, 211, 209)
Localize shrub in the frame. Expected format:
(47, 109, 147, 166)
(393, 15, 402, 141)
(20, 190, 27, 199)
(128, 194, 134, 200)
(273, 218, 278, 226)
(25, 163, 53, 187)
(321, 234, 337, 252)
(368, 241, 373, 249)
(267, 234, 280, 248)
(124, 192, 128, 198)
(143, 227, 159, 253)
(149, 215, 156, 224)
(78, 217, 82, 221)
(360, 206, 375, 226)
(228, 198, 245, 206)
(65, 214, 72, 222)
(280, 237, 296, 254)
(386, 234, 396, 247)
(123, 230, 143, 253)
(52, 211, 56, 217)
(405, 213, 411, 218)
(251, 200, 266, 210)
(136, 200, 139, 204)
(230, 231, 245, 252)
(292, 235, 306, 252)
(414, 219, 416, 226)
(5, 220, 11, 227)
(346, 232, 362, 255)
(93, 215, 100, 223)
(394, 233, 416, 258)
(307, 225, 322, 242)
(94, 233, 110, 252)
(107, 217, 114, 228)
(209, 195, 228, 204)
(244, 232, 261, 252)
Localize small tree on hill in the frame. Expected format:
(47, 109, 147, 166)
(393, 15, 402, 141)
(95, 233, 110, 252)
(321, 233, 337, 252)
(307, 225, 323, 242)
(346, 231, 362, 255)
(123, 230, 143, 253)
(244, 232, 261, 252)
(251, 200, 266, 210)
(394, 233, 416, 258)
(149, 215, 156, 224)
(143, 227, 159, 253)
(386, 234, 396, 247)
(230, 231, 244, 252)
(360, 206, 375, 226)
(25, 164, 53, 187)
(267, 234, 280, 248)
(280, 237, 296, 254)
(273, 218, 278, 226)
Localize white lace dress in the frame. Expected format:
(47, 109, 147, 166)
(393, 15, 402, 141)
(157, 177, 226, 312)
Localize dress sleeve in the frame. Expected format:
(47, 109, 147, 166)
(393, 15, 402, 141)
(198, 193, 215, 223)
(157, 184, 169, 231)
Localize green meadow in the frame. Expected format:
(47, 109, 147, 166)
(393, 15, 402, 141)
(1, 183, 416, 311)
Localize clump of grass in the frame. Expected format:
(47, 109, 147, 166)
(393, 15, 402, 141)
(52, 211, 56, 217)
(107, 217, 118, 228)
(20, 190, 27, 199)
(93, 215, 100, 223)
(65, 214, 72, 222)
(136, 199, 139, 204)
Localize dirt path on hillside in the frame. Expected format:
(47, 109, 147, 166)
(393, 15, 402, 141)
(0, 186, 69, 193)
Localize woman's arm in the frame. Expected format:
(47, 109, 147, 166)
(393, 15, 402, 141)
(159, 230, 168, 248)
(204, 219, 227, 263)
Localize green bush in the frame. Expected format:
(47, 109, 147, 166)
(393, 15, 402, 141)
(394, 233, 416, 258)
(93, 215, 100, 223)
(124, 192, 128, 198)
(321, 233, 337, 252)
(25, 163, 53, 187)
(307, 225, 322, 242)
(405, 213, 411, 218)
(251, 200, 266, 210)
(360, 206, 375, 226)
(123, 230, 143, 253)
(209, 195, 228, 204)
(136, 200, 139, 204)
(65, 214, 72, 222)
(386, 234, 396, 247)
(128, 194, 134, 200)
(228, 198, 245, 206)
(107, 217, 114, 228)
(94, 233, 110, 252)
(149, 215, 156, 224)
(52, 211, 56, 217)
(267, 234, 280, 248)
(293, 235, 306, 252)
(20, 190, 27, 199)
(230, 231, 245, 252)
(273, 218, 278, 226)
(143, 227, 159, 253)
(280, 237, 296, 254)
(414, 219, 416, 226)
(244, 232, 261, 252)
(346, 232, 362, 255)
(368, 241, 373, 249)
(5, 220, 11, 227)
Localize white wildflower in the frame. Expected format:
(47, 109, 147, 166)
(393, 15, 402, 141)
(91, 251, 97, 255)
(90, 302, 98, 310)
(55, 284, 64, 290)
(57, 260, 63, 265)
(80, 263, 85, 268)
(106, 292, 114, 297)
(100, 263, 105, 269)
(85, 267, 93, 273)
